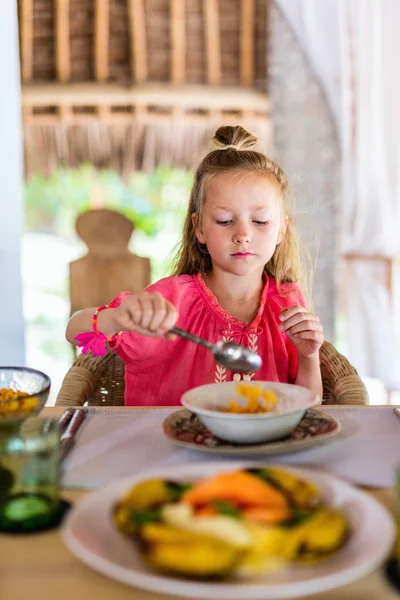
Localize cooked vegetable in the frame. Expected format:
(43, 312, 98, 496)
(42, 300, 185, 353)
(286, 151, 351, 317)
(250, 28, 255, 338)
(161, 502, 252, 547)
(0, 389, 39, 417)
(182, 471, 288, 512)
(113, 468, 349, 580)
(236, 509, 348, 576)
(141, 524, 243, 577)
(236, 525, 292, 576)
(247, 467, 321, 510)
(113, 478, 184, 535)
(288, 508, 348, 563)
(222, 383, 278, 414)
(118, 479, 178, 511)
(242, 505, 291, 525)
(0, 389, 29, 401)
(212, 500, 241, 518)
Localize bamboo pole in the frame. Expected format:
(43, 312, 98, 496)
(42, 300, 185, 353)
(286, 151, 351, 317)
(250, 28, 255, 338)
(55, 0, 71, 82)
(127, 0, 148, 83)
(94, 0, 109, 81)
(97, 105, 111, 120)
(170, 0, 186, 83)
(20, 0, 34, 82)
(22, 82, 270, 111)
(240, 0, 255, 87)
(59, 104, 72, 123)
(203, 0, 221, 85)
(21, 105, 32, 123)
(22, 109, 269, 126)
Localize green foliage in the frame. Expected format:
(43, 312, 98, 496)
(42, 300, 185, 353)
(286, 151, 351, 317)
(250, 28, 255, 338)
(24, 164, 193, 239)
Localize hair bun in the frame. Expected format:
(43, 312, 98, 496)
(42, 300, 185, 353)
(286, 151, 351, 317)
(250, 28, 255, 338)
(211, 125, 259, 151)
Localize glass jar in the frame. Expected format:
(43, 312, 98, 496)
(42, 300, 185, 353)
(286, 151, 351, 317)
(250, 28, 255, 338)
(0, 417, 60, 532)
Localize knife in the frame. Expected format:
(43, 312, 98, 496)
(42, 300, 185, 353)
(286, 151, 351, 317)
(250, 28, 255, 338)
(58, 407, 75, 430)
(40, 407, 75, 435)
(60, 408, 87, 461)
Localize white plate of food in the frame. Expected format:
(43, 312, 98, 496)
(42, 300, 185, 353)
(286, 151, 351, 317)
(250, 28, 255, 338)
(62, 462, 394, 600)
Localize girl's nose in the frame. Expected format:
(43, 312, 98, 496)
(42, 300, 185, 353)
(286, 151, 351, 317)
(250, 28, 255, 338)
(233, 228, 251, 245)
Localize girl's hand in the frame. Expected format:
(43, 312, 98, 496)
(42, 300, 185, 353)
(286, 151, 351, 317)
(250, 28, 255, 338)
(279, 306, 324, 359)
(112, 292, 178, 338)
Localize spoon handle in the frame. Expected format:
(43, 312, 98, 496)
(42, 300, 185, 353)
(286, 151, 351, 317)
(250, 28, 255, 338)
(170, 326, 216, 351)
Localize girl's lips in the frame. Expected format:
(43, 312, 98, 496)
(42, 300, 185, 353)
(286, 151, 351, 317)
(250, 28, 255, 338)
(231, 252, 254, 258)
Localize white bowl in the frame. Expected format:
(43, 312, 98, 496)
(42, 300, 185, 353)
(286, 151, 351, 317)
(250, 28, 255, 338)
(181, 381, 320, 444)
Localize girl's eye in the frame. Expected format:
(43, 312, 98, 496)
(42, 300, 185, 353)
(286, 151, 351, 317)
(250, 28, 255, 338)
(216, 220, 232, 225)
(253, 220, 268, 225)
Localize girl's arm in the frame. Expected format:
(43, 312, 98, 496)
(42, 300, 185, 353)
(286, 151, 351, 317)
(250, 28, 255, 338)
(66, 307, 119, 344)
(278, 306, 324, 399)
(65, 292, 179, 345)
(294, 355, 323, 398)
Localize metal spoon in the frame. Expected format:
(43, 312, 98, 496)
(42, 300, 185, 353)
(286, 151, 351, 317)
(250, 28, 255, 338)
(170, 326, 262, 373)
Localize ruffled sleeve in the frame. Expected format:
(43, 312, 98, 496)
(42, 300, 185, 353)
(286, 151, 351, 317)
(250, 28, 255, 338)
(106, 276, 195, 364)
(107, 291, 133, 310)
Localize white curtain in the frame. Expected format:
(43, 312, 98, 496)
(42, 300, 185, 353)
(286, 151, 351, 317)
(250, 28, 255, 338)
(0, 2, 25, 364)
(276, 0, 400, 389)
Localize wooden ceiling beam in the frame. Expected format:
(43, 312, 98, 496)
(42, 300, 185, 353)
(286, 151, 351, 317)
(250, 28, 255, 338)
(94, 0, 109, 81)
(55, 0, 71, 82)
(203, 0, 221, 85)
(127, 0, 148, 83)
(20, 0, 34, 82)
(170, 0, 186, 84)
(22, 82, 269, 112)
(22, 110, 269, 127)
(240, 0, 255, 87)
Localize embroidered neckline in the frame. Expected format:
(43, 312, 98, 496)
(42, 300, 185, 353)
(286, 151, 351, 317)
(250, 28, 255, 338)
(194, 272, 269, 331)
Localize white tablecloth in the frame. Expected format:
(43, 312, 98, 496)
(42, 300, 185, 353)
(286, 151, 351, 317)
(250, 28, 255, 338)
(62, 406, 400, 489)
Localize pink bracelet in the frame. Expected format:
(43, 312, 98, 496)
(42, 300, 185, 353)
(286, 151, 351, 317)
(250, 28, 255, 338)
(74, 304, 121, 356)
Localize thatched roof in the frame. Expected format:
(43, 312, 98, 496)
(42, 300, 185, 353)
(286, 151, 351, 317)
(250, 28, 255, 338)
(18, 0, 270, 176)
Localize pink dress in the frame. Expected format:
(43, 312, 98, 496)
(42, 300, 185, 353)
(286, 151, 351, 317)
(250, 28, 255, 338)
(109, 273, 306, 406)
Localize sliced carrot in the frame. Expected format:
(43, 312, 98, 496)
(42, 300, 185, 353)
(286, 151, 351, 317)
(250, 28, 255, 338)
(182, 471, 287, 509)
(243, 505, 290, 525)
(195, 505, 218, 517)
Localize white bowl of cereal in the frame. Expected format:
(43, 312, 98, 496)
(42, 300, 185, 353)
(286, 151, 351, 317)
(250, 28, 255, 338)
(181, 381, 320, 444)
(0, 366, 51, 426)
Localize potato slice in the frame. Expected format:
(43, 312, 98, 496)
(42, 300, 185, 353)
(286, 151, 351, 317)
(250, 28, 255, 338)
(286, 509, 349, 563)
(141, 523, 242, 577)
(118, 479, 173, 511)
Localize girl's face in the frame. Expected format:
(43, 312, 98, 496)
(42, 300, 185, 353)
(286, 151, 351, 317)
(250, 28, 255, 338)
(193, 171, 286, 277)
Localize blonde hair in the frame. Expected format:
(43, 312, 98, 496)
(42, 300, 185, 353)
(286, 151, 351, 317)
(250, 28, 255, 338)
(171, 125, 307, 292)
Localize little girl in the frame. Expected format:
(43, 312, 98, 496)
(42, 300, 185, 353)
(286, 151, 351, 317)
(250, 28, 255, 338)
(66, 126, 324, 406)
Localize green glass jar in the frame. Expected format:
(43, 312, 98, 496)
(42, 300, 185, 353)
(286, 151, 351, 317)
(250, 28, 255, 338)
(0, 417, 60, 532)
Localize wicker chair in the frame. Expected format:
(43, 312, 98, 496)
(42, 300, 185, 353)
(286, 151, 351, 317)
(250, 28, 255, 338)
(55, 341, 368, 407)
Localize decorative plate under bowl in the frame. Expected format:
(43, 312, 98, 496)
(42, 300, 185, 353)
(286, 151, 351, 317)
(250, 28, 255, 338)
(162, 408, 341, 456)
